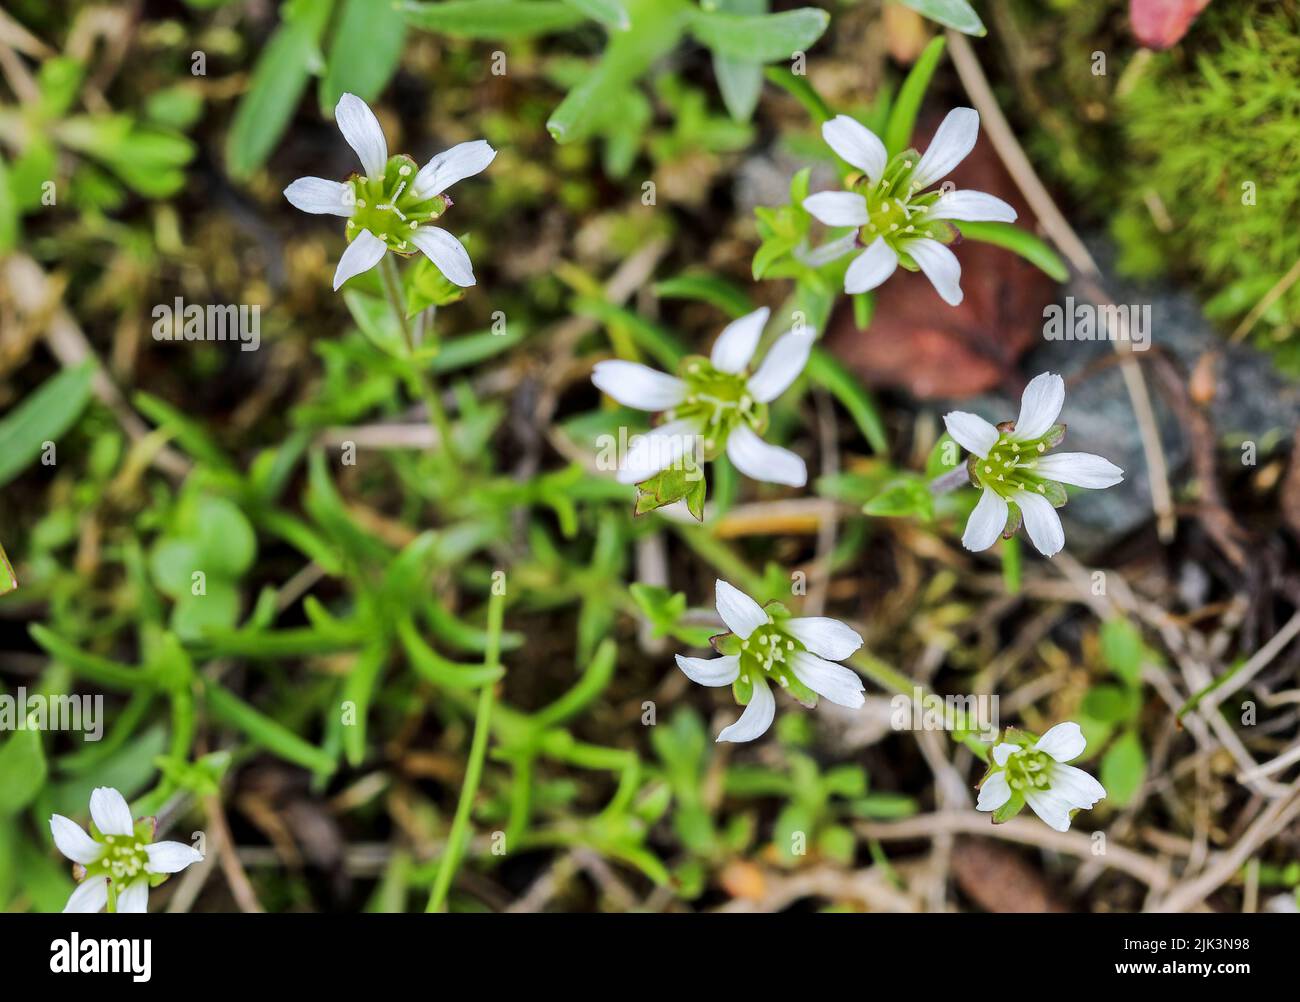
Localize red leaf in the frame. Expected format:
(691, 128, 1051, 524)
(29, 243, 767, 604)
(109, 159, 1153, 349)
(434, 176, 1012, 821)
(1130, 0, 1212, 50)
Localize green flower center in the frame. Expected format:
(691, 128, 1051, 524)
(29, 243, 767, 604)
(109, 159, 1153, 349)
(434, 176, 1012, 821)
(971, 432, 1056, 501)
(738, 621, 805, 689)
(1004, 748, 1054, 793)
(665, 357, 769, 458)
(851, 151, 951, 256)
(345, 154, 450, 254)
(86, 829, 151, 886)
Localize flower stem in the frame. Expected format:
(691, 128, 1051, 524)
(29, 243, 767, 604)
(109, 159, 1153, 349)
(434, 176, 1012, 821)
(929, 465, 972, 495)
(378, 254, 459, 460)
(426, 584, 505, 913)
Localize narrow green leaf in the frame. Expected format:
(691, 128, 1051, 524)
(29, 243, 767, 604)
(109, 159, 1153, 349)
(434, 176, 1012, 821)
(561, 0, 629, 29)
(320, 0, 407, 111)
(0, 361, 95, 487)
(226, 0, 334, 180)
(401, 0, 585, 36)
(805, 348, 887, 453)
(203, 678, 336, 774)
(897, 0, 986, 36)
(687, 8, 829, 62)
(653, 273, 754, 317)
(762, 65, 831, 123)
(959, 221, 1070, 282)
(883, 35, 947, 157)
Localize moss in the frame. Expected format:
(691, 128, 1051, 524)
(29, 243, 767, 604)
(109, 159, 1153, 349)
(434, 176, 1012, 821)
(1114, 2, 1300, 366)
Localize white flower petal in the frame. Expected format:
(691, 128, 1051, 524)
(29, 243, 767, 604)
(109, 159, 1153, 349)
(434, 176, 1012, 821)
(117, 879, 150, 913)
(912, 107, 979, 189)
(783, 617, 863, 661)
(50, 815, 103, 865)
(144, 840, 204, 874)
(976, 770, 1011, 812)
(802, 191, 869, 228)
(1049, 763, 1107, 809)
(906, 237, 963, 306)
(1034, 721, 1087, 762)
(89, 787, 134, 837)
(1024, 788, 1075, 832)
(283, 177, 354, 217)
(943, 410, 999, 459)
(962, 487, 1009, 552)
(844, 237, 898, 294)
(790, 651, 864, 708)
(413, 139, 496, 199)
(927, 189, 1017, 223)
(717, 674, 775, 743)
(409, 226, 475, 287)
(800, 233, 858, 268)
(710, 306, 769, 373)
(618, 418, 700, 484)
(1033, 452, 1124, 489)
(746, 329, 814, 403)
(332, 228, 387, 291)
(335, 92, 388, 180)
(63, 876, 109, 914)
(992, 742, 1018, 766)
(715, 579, 768, 639)
(1014, 489, 1065, 557)
(591, 360, 685, 411)
(725, 424, 807, 487)
(1012, 372, 1065, 441)
(675, 653, 740, 687)
(822, 115, 887, 182)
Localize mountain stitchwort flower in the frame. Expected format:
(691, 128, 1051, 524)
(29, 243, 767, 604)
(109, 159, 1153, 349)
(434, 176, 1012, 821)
(976, 722, 1107, 832)
(943, 372, 1124, 558)
(591, 307, 813, 489)
(284, 93, 495, 291)
(801, 108, 1016, 306)
(676, 579, 865, 742)
(50, 786, 204, 913)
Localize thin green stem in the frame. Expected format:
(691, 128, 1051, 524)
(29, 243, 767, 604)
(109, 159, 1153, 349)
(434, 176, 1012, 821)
(379, 255, 459, 461)
(426, 584, 505, 912)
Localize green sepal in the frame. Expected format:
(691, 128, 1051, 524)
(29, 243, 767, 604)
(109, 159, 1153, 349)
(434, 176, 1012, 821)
(634, 464, 707, 520)
(991, 790, 1025, 824)
(1002, 502, 1022, 539)
(1039, 480, 1068, 509)
(1041, 423, 1066, 448)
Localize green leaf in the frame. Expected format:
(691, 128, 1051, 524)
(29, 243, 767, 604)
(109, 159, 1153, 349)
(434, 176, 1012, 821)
(687, 8, 829, 62)
(401, 0, 585, 36)
(897, 0, 986, 36)
(0, 152, 18, 252)
(0, 541, 15, 596)
(959, 221, 1069, 283)
(0, 361, 95, 488)
(863, 476, 933, 520)
(805, 349, 887, 453)
(762, 65, 831, 123)
(193, 497, 257, 577)
(714, 55, 764, 121)
(653, 273, 753, 317)
(226, 0, 334, 180)
(1100, 729, 1146, 807)
(1100, 617, 1144, 687)
(883, 35, 946, 158)
(1082, 683, 1141, 724)
(320, 0, 407, 111)
(561, 0, 629, 29)
(203, 677, 336, 774)
(0, 729, 46, 816)
(547, 8, 685, 142)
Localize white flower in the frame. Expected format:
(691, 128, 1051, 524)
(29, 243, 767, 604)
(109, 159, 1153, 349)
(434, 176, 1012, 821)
(284, 93, 495, 291)
(942, 372, 1123, 558)
(801, 108, 1016, 306)
(591, 307, 813, 488)
(976, 722, 1106, 832)
(50, 786, 204, 913)
(675, 579, 865, 742)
